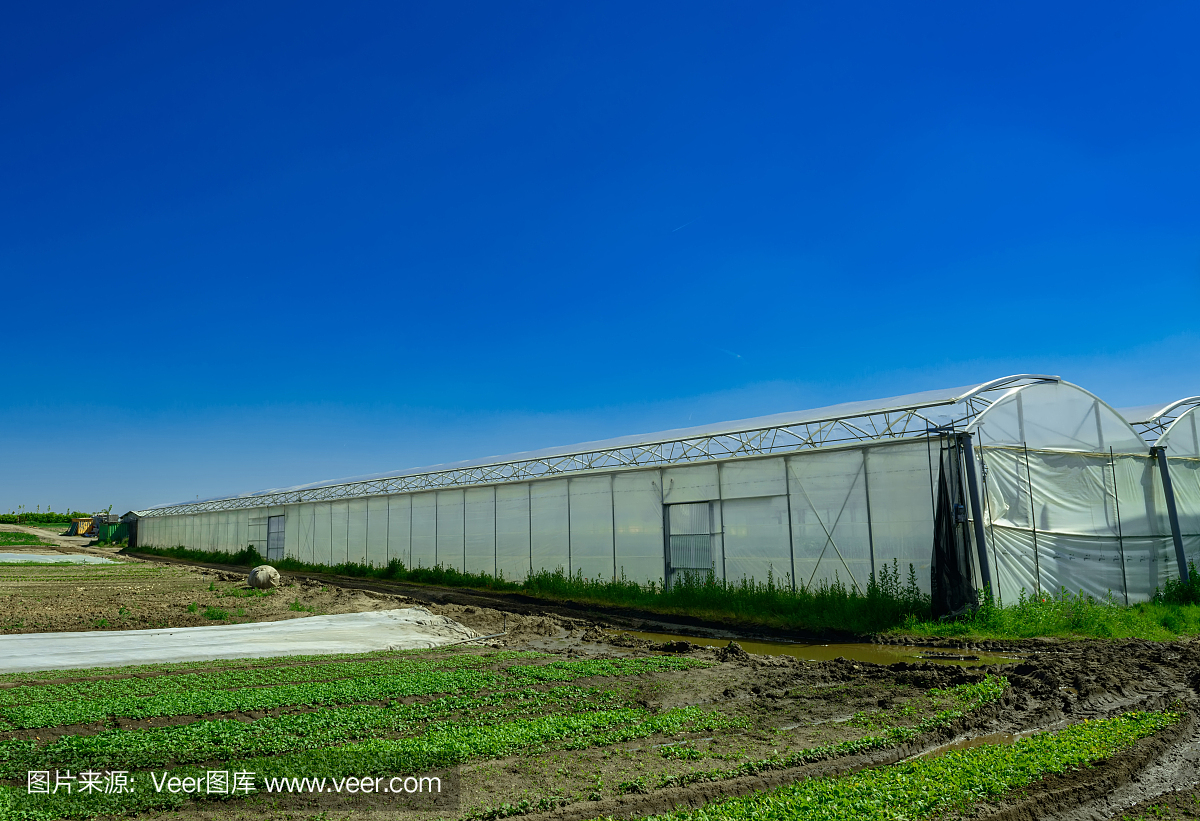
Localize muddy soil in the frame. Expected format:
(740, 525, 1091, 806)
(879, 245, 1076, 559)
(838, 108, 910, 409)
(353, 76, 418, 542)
(14, 549, 1200, 820)
(117, 634, 1200, 821)
(0, 559, 444, 633)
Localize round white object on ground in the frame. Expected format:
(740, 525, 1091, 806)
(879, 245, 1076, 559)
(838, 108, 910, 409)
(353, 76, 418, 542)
(248, 565, 281, 589)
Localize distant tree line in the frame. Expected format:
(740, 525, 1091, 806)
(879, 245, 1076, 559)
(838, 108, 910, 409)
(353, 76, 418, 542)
(0, 507, 98, 524)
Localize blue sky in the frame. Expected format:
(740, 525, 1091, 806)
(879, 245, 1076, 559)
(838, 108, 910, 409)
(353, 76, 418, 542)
(2, 2, 1198, 514)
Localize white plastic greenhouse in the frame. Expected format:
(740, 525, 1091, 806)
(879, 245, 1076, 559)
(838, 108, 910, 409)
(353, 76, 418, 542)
(134, 375, 1200, 605)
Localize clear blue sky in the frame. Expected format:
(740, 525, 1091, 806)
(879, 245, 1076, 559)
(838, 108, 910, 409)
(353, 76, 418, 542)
(3, 2, 1198, 514)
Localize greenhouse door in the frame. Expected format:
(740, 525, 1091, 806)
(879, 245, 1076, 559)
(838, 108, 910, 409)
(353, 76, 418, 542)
(266, 515, 285, 561)
(666, 502, 714, 586)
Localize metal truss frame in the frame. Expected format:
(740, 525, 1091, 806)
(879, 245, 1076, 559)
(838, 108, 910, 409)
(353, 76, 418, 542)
(1128, 397, 1200, 442)
(137, 375, 1058, 517)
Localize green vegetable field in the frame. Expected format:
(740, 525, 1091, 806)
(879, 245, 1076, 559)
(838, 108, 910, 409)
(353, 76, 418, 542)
(0, 636, 1185, 821)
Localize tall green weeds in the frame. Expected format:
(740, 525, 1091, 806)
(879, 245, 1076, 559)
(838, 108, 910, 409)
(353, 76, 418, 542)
(132, 545, 929, 635)
(130, 545, 1200, 641)
(902, 582, 1200, 640)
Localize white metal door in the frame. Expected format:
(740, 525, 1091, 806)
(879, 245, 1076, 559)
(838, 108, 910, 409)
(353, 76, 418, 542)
(667, 502, 714, 583)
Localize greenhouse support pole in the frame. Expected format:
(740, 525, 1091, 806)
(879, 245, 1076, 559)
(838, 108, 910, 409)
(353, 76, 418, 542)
(1152, 446, 1190, 583)
(960, 433, 993, 595)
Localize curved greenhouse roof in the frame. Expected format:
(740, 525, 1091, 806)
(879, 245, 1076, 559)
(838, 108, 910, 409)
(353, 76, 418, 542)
(1119, 397, 1200, 441)
(967, 380, 1147, 454)
(138, 374, 1059, 515)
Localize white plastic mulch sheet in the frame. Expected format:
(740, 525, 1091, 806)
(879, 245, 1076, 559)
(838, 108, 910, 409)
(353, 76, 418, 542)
(0, 552, 114, 564)
(0, 609, 476, 673)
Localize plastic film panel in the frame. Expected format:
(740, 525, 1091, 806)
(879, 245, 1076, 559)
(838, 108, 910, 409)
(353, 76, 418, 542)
(410, 494, 437, 568)
(215, 512, 228, 553)
(788, 449, 870, 593)
(437, 490, 465, 570)
(1170, 458, 1200, 544)
(981, 448, 1178, 602)
(531, 479, 569, 574)
(296, 503, 315, 563)
(366, 496, 389, 568)
(1034, 531, 1131, 602)
(613, 471, 664, 584)
(1110, 455, 1170, 538)
(347, 498, 368, 565)
(863, 441, 936, 594)
(990, 526, 1039, 604)
(331, 502, 349, 566)
(313, 503, 333, 566)
(1119, 537, 1175, 602)
(721, 458, 787, 500)
(1162, 409, 1200, 459)
(662, 465, 719, 504)
(283, 505, 300, 559)
(464, 487, 496, 577)
(569, 476, 614, 580)
(722, 495, 791, 586)
(237, 509, 251, 551)
(387, 495, 411, 566)
(496, 484, 531, 582)
(974, 382, 1146, 454)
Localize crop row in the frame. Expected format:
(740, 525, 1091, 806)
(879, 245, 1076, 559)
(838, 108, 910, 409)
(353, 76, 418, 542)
(504, 657, 711, 682)
(2, 705, 739, 820)
(0, 685, 625, 776)
(0, 656, 709, 728)
(0, 668, 499, 728)
(0, 645, 488, 685)
(0, 650, 541, 706)
(652, 676, 1009, 791)
(626, 710, 1181, 821)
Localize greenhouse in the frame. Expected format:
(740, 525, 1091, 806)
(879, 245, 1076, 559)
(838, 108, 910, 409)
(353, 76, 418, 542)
(135, 375, 1197, 605)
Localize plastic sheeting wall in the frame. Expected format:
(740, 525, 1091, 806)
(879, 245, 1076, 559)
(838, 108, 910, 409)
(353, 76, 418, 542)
(1162, 408, 1200, 576)
(971, 382, 1180, 605)
(495, 485, 530, 581)
(464, 487, 496, 577)
(979, 448, 1176, 603)
(570, 476, 614, 580)
(135, 438, 942, 592)
(790, 449, 871, 594)
(614, 471, 665, 583)
(146, 381, 1181, 600)
(531, 480, 570, 573)
(436, 490, 465, 571)
(411, 494, 436, 568)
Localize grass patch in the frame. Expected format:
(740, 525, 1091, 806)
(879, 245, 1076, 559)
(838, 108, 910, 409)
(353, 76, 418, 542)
(617, 710, 1181, 821)
(0, 532, 59, 547)
(900, 585, 1200, 641)
(0, 655, 707, 728)
(133, 546, 930, 634)
(133, 544, 1200, 641)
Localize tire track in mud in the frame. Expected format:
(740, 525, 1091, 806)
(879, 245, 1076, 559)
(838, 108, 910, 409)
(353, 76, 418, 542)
(517, 639, 1200, 821)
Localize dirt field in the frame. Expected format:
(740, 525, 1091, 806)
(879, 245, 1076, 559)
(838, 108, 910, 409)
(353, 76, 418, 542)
(2, 544, 1199, 821)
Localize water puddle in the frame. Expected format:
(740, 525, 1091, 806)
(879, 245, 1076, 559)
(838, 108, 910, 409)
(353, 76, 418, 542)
(610, 629, 1020, 667)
